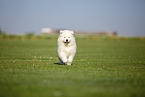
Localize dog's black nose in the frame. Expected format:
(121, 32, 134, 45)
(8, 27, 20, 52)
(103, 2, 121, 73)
(66, 39, 68, 42)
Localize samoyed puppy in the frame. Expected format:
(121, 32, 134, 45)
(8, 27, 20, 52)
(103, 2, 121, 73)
(57, 30, 76, 65)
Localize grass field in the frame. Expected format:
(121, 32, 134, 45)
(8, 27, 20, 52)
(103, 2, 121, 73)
(0, 36, 145, 97)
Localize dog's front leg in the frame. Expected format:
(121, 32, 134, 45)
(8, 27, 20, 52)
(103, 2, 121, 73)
(58, 52, 67, 65)
(67, 55, 75, 65)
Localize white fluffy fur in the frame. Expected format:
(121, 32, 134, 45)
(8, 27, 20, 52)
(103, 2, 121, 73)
(57, 30, 76, 65)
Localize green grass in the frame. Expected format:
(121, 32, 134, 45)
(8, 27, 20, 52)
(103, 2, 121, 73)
(0, 37, 145, 97)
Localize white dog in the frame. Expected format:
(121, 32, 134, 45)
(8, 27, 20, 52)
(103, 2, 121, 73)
(57, 30, 76, 65)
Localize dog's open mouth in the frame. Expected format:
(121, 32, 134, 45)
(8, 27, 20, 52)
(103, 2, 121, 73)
(64, 41, 69, 45)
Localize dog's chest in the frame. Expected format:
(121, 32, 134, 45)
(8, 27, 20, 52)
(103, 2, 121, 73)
(63, 46, 74, 56)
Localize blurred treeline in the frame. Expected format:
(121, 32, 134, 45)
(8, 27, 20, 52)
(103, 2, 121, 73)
(0, 33, 58, 40)
(0, 33, 145, 41)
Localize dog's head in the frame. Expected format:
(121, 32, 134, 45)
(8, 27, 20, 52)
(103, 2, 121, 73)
(59, 30, 74, 45)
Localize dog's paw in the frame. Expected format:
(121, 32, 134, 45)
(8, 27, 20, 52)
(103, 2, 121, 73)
(67, 62, 71, 65)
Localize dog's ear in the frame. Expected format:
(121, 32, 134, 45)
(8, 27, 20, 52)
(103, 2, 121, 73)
(70, 31, 74, 35)
(60, 30, 63, 34)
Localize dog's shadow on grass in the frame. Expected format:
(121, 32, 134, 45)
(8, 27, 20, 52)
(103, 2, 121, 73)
(54, 63, 60, 65)
(54, 63, 64, 65)
(53, 63, 73, 65)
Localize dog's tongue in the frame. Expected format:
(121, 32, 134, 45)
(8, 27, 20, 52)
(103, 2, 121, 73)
(66, 41, 69, 45)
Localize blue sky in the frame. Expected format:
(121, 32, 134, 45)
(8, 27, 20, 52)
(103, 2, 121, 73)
(0, 0, 145, 36)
